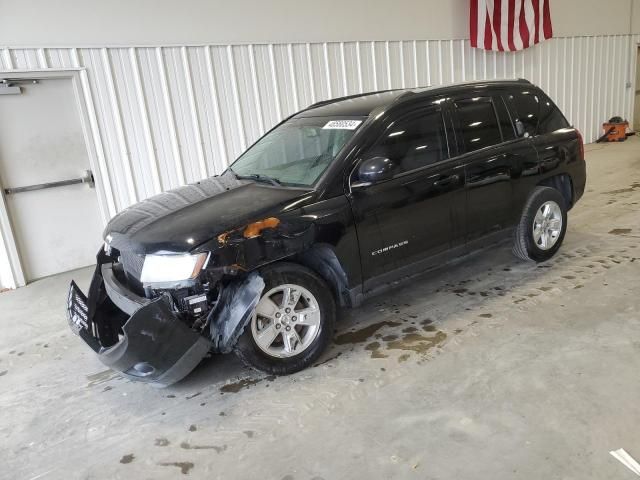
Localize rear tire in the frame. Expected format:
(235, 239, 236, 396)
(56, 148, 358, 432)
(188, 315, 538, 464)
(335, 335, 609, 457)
(234, 262, 335, 375)
(513, 186, 568, 262)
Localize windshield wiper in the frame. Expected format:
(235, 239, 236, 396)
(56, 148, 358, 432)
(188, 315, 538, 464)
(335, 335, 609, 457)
(234, 173, 282, 187)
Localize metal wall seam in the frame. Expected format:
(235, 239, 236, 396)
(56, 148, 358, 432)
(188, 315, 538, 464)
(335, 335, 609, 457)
(415, 42, 422, 87)
(399, 41, 406, 88)
(37, 48, 48, 68)
(630, 36, 639, 124)
(269, 44, 283, 119)
(322, 43, 332, 98)
(339, 42, 348, 95)
(305, 43, 317, 103)
(155, 47, 185, 186)
(225, 45, 247, 152)
(247, 44, 265, 135)
(460, 40, 466, 82)
(603, 35, 613, 122)
(180, 46, 207, 178)
(385, 41, 392, 89)
(129, 47, 161, 194)
(370, 41, 378, 90)
(591, 37, 597, 136)
(437, 40, 443, 84)
(100, 47, 137, 205)
(356, 41, 364, 93)
(611, 36, 618, 119)
(2, 48, 14, 69)
(449, 40, 455, 83)
(622, 36, 631, 118)
(288, 44, 301, 110)
(203, 45, 229, 174)
(616, 36, 623, 118)
(596, 39, 603, 141)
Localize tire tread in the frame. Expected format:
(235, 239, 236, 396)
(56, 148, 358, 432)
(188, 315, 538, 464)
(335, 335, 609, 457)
(233, 262, 335, 375)
(513, 186, 567, 262)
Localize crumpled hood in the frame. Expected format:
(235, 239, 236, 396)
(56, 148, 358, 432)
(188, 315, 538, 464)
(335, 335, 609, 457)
(104, 173, 312, 254)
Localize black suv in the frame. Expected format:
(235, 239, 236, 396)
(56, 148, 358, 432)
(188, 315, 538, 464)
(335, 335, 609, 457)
(67, 79, 586, 386)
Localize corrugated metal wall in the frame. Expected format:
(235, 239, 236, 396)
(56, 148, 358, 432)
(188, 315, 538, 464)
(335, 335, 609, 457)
(1, 35, 638, 215)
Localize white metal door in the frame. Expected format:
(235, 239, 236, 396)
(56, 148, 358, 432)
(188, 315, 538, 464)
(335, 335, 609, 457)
(0, 78, 103, 282)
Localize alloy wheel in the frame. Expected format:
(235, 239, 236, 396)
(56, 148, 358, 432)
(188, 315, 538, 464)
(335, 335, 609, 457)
(250, 284, 322, 358)
(532, 200, 563, 250)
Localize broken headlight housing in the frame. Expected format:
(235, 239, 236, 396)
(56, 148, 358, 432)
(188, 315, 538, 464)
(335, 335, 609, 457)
(140, 252, 209, 284)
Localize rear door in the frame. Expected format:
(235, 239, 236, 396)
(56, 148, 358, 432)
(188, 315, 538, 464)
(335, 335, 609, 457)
(347, 105, 464, 288)
(450, 94, 536, 243)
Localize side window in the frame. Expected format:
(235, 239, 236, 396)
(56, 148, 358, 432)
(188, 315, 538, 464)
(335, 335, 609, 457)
(368, 110, 448, 174)
(508, 90, 539, 136)
(455, 98, 503, 152)
(538, 94, 570, 134)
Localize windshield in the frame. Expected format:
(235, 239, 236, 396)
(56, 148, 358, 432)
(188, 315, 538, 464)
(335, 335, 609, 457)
(229, 116, 364, 186)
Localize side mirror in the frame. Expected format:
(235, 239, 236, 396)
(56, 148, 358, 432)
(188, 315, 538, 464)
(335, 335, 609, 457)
(355, 156, 396, 186)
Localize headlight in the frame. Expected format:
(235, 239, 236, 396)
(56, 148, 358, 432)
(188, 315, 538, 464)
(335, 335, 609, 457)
(140, 253, 209, 284)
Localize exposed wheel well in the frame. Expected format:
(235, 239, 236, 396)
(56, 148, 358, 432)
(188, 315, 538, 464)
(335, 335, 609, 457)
(537, 174, 574, 209)
(270, 246, 352, 308)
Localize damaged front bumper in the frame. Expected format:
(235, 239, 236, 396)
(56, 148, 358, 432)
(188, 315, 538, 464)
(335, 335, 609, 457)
(67, 260, 264, 387)
(67, 263, 211, 387)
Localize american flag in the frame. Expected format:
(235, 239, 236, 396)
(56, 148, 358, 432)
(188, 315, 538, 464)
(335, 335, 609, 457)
(470, 0, 553, 51)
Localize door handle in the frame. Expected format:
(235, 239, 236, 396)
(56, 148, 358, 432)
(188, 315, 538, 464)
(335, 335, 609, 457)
(4, 170, 94, 195)
(433, 173, 460, 188)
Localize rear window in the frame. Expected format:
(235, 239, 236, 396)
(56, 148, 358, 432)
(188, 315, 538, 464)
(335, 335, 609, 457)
(455, 97, 503, 152)
(538, 94, 570, 134)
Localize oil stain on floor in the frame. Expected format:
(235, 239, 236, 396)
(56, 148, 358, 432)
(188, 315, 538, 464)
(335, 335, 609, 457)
(158, 461, 194, 475)
(334, 320, 401, 345)
(180, 441, 227, 453)
(335, 316, 448, 363)
(219, 375, 276, 394)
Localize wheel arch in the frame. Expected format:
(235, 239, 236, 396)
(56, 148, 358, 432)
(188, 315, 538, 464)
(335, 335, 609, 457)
(253, 245, 352, 308)
(537, 173, 574, 209)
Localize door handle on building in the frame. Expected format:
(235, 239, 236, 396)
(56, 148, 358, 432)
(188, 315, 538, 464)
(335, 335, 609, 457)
(4, 170, 95, 195)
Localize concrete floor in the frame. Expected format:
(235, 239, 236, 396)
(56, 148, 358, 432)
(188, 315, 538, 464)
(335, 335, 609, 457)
(2, 139, 640, 480)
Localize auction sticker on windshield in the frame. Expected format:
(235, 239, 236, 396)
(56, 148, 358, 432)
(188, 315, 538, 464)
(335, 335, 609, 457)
(323, 120, 363, 130)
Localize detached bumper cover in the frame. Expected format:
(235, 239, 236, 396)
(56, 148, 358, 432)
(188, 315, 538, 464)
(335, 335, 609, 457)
(67, 263, 210, 387)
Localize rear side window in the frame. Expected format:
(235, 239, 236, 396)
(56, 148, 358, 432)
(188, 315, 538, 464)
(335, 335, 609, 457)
(367, 110, 449, 174)
(455, 98, 502, 152)
(508, 90, 539, 136)
(507, 90, 569, 136)
(538, 94, 570, 133)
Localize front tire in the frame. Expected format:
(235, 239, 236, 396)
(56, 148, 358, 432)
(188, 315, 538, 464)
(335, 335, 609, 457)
(513, 186, 568, 262)
(234, 262, 336, 375)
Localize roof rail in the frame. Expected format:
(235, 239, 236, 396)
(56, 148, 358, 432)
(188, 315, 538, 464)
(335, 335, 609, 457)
(303, 89, 401, 112)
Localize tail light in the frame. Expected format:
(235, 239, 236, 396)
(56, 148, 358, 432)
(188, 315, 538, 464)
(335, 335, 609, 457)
(576, 129, 585, 161)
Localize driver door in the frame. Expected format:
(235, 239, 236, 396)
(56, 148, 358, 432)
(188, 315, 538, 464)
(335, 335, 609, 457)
(346, 106, 465, 292)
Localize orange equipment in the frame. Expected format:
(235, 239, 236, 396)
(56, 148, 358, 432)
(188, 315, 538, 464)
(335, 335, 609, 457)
(602, 119, 629, 142)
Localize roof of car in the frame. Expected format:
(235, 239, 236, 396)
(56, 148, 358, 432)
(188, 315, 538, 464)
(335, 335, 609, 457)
(294, 79, 533, 118)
